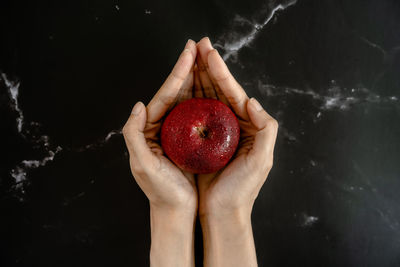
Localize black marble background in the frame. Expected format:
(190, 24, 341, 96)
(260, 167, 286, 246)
(1, 0, 400, 266)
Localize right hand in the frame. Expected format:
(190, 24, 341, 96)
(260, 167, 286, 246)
(194, 37, 279, 218)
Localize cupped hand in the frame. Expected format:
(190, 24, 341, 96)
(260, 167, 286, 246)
(194, 37, 279, 218)
(122, 39, 199, 213)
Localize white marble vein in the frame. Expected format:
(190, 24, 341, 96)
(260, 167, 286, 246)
(351, 161, 400, 232)
(359, 36, 387, 56)
(301, 213, 319, 227)
(359, 35, 400, 59)
(63, 191, 86, 206)
(77, 129, 122, 151)
(1, 73, 24, 132)
(257, 80, 399, 111)
(320, 162, 400, 233)
(214, 0, 297, 61)
(1, 73, 60, 192)
(1, 73, 121, 198)
(11, 147, 62, 190)
(375, 208, 400, 232)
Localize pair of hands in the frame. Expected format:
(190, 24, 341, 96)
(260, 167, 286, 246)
(122, 37, 278, 221)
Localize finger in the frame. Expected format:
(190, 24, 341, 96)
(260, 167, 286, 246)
(177, 40, 197, 103)
(208, 48, 249, 120)
(194, 64, 204, 97)
(185, 38, 197, 59)
(147, 40, 196, 123)
(177, 65, 194, 103)
(197, 37, 229, 105)
(122, 102, 158, 167)
(196, 55, 217, 99)
(213, 78, 230, 106)
(246, 98, 278, 168)
(196, 40, 216, 99)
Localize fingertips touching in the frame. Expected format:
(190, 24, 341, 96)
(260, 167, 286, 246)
(146, 46, 194, 123)
(195, 38, 217, 99)
(185, 39, 197, 60)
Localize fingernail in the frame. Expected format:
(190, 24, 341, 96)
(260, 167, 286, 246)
(251, 97, 263, 111)
(205, 37, 214, 47)
(185, 39, 193, 48)
(131, 101, 143, 115)
(182, 48, 191, 54)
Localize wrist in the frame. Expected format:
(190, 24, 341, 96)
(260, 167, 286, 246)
(199, 206, 257, 267)
(150, 204, 197, 225)
(199, 199, 253, 222)
(199, 206, 252, 229)
(150, 205, 196, 267)
(149, 196, 197, 216)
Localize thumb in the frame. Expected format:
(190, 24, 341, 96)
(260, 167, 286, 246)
(246, 98, 279, 167)
(122, 102, 156, 165)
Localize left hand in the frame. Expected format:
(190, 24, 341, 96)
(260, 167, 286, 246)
(122, 39, 199, 213)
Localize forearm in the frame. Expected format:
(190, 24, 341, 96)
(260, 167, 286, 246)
(200, 208, 258, 267)
(150, 205, 196, 267)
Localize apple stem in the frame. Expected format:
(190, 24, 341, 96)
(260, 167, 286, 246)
(196, 126, 209, 139)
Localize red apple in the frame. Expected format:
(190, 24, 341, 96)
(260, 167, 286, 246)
(161, 98, 240, 174)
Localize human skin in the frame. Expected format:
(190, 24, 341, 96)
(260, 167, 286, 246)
(122, 39, 198, 267)
(122, 37, 278, 267)
(194, 37, 279, 267)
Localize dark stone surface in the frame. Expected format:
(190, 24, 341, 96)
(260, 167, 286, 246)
(1, 0, 399, 266)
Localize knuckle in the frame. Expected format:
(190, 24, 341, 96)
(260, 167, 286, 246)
(160, 94, 178, 106)
(131, 158, 146, 176)
(133, 168, 146, 178)
(266, 117, 279, 132)
(215, 73, 231, 83)
(170, 71, 186, 82)
(247, 154, 274, 174)
(122, 123, 137, 139)
(266, 117, 279, 130)
(122, 124, 130, 136)
(265, 157, 274, 171)
(227, 94, 245, 106)
(122, 115, 140, 136)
